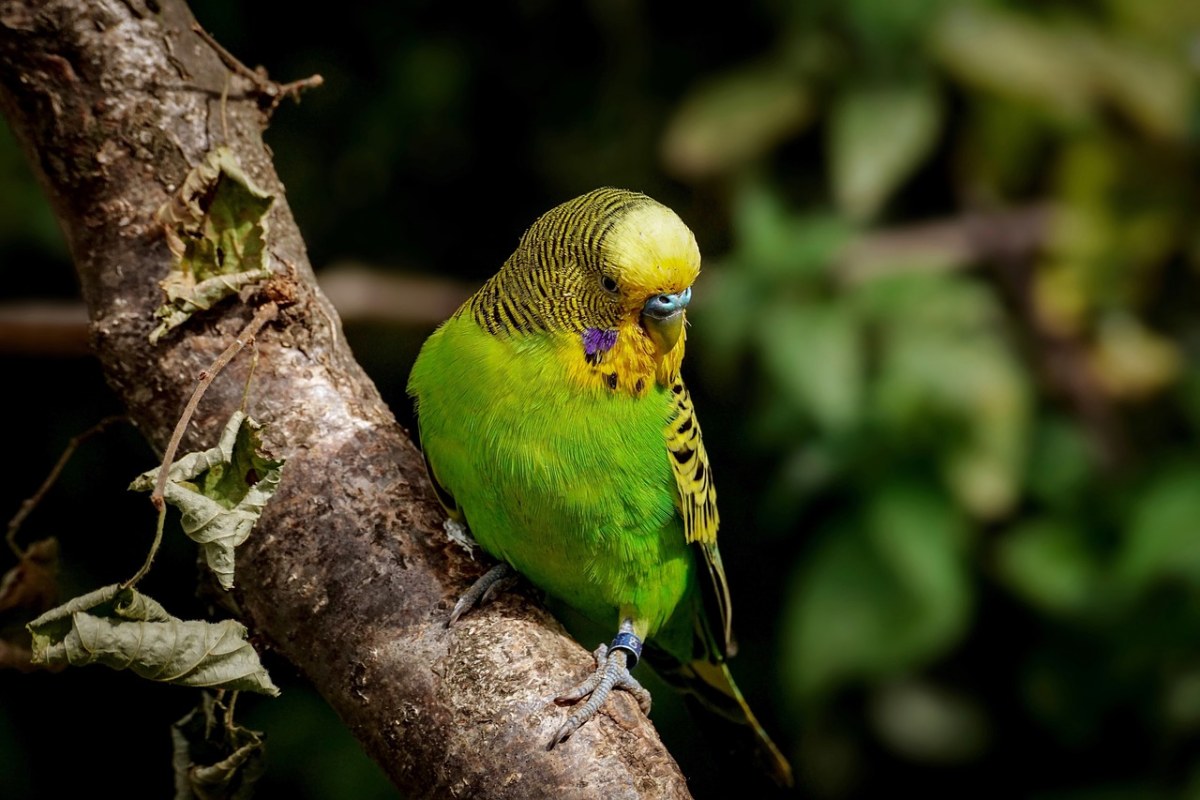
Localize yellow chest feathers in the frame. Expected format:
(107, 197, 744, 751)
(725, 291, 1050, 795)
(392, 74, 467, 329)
(556, 319, 686, 397)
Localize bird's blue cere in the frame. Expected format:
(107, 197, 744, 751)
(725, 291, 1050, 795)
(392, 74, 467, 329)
(642, 286, 692, 320)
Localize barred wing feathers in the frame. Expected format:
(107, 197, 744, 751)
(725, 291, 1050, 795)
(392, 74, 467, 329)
(665, 378, 732, 656)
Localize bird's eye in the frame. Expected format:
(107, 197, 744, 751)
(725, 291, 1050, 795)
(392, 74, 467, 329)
(600, 275, 619, 294)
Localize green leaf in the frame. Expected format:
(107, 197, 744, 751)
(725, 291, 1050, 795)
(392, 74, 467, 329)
(862, 274, 1030, 519)
(1025, 418, 1094, 508)
(662, 61, 814, 180)
(130, 412, 284, 590)
(1090, 314, 1182, 400)
(938, 11, 1187, 141)
(758, 300, 862, 433)
(152, 147, 275, 343)
(732, 182, 853, 281)
(173, 693, 266, 800)
(842, 0, 945, 50)
(931, 5, 1093, 118)
(829, 79, 943, 220)
(1080, 33, 1191, 142)
(784, 483, 970, 701)
(27, 584, 279, 695)
(994, 519, 1099, 617)
(1116, 464, 1200, 592)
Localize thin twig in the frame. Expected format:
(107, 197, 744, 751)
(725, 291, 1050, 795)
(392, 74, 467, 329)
(124, 302, 278, 590)
(191, 22, 263, 86)
(150, 302, 279, 512)
(191, 22, 323, 113)
(220, 70, 230, 144)
(6, 415, 127, 559)
(224, 690, 239, 731)
(241, 344, 259, 413)
(122, 504, 166, 590)
(269, 74, 325, 109)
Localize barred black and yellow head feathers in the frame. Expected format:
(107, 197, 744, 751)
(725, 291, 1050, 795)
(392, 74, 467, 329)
(471, 188, 699, 334)
(468, 189, 700, 392)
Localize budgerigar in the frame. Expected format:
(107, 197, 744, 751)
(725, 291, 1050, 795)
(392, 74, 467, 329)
(407, 188, 791, 785)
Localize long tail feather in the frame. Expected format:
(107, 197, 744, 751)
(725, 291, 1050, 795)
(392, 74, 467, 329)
(648, 646, 794, 788)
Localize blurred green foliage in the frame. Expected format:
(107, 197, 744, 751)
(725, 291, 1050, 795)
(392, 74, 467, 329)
(3, 0, 1200, 798)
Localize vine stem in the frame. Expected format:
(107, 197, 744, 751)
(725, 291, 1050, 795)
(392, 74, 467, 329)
(124, 302, 279, 590)
(6, 415, 126, 560)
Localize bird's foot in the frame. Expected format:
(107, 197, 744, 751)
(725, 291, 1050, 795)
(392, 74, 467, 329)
(447, 562, 516, 626)
(550, 626, 651, 747)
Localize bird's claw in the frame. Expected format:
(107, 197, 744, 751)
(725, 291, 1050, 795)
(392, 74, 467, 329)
(549, 642, 652, 747)
(447, 562, 516, 626)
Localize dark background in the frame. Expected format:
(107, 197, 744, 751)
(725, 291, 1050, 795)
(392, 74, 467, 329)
(3, 0, 1200, 797)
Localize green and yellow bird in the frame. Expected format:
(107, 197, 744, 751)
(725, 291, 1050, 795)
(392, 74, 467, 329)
(408, 188, 791, 785)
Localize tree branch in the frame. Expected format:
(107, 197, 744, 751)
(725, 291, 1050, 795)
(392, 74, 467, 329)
(0, 1, 688, 797)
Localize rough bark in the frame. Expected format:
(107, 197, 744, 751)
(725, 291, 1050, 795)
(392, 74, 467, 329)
(0, 1, 690, 797)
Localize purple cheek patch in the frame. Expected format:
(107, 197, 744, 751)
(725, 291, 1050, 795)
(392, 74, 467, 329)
(583, 328, 618, 361)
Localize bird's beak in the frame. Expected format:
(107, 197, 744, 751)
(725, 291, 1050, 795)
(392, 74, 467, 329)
(641, 286, 692, 356)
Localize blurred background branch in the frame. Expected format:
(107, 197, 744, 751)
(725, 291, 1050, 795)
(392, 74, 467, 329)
(0, 203, 1052, 353)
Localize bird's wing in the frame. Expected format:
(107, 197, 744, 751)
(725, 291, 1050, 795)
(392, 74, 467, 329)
(665, 378, 732, 656)
(417, 420, 463, 522)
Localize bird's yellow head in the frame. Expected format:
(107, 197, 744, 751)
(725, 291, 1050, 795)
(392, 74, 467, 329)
(597, 198, 701, 358)
(468, 188, 701, 393)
